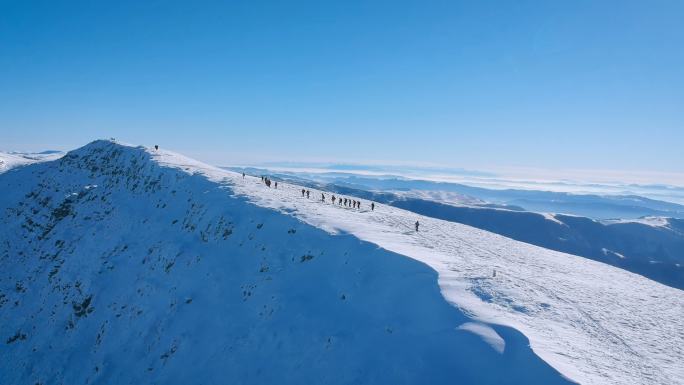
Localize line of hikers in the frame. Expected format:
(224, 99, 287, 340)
(260, 176, 277, 189)
(299, 188, 375, 211)
(249, 172, 419, 232)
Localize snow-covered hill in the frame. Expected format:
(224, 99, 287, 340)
(0, 150, 64, 173)
(0, 140, 571, 385)
(1, 140, 682, 385)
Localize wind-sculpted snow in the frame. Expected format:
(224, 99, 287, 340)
(1, 140, 572, 385)
(153, 147, 684, 384)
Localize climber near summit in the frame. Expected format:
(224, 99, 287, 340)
(415, 221, 420, 232)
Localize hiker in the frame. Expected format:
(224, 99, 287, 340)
(306, 190, 310, 198)
(357, 201, 361, 209)
(415, 221, 420, 232)
(371, 202, 375, 211)
(154, 145, 159, 150)
(332, 195, 336, 204)
(242, 172, 245, 179)
(275, 182, 278, 189)
(321, 193, 325, 202)
(339, 198, 342, 206)
(301, 189, 305, 197)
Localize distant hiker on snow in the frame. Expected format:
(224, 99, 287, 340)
(343, 198, 348, 206)
(275, 182, 278, 189)
(302, 189, 306, 197)
(242, 172, 245, 179)
(306, 190, 310, 199)
(332, 195, 336, 204)
(321, 193, 326, 202)
(415, 221, 420, 232)
(154, 145, 159, 150)
(371, 202, 375, 211)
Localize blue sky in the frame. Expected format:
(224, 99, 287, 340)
(1, 0, 682, 178)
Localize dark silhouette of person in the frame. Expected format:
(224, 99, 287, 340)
(306, 190, 310, 198)
(371, 202, 375, 211)
(321, 193, 325, 202)
(302, 189, 305, 197)
(415, 221, 420, 232)
(332, 195, 336, 204)
(154, 145, 159, 150)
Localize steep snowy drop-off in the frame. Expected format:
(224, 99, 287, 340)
(0, 141, 571, 385)
(154, 146, 683, 384)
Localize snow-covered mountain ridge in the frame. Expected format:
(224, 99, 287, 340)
(2, 140, 682, 385)
(1, 140, 570, 385)
(156, 145, 684, 385)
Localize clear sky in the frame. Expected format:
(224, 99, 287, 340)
(1, 0, 682, 178)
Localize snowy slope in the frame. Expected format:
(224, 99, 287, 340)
(2, 141, 682, 385)
(601, 216, 673, 228)
(155, 148, 684, 384)
(0, 141, 571, 385)
(0, 150, 64, 173)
